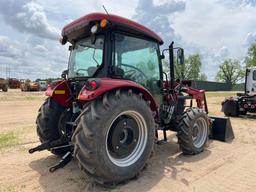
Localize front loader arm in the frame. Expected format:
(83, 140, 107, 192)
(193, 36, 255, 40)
(177, 84, 208, 114)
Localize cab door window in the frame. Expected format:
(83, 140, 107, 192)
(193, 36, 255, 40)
(113, 33, 161, 94)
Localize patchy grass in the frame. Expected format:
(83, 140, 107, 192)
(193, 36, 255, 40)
(0, 131, 17, 149)
(0, 89, 45, 102)
(0, 125, 38, 152)
(0, 95, 43, 102)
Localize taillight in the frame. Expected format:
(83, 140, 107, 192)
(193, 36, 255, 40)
(85, 79, 100, 90)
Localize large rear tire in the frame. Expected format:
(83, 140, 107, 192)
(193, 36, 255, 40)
(72, 90, 155, 184)
(177, 108, 209, 155)
(36, 98, 71, 155)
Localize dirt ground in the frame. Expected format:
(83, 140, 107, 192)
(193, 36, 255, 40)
(0, 89, 256, 192)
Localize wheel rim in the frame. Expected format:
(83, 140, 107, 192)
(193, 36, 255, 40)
(192, 117, 208, 148)
(106, 110, 148, 167)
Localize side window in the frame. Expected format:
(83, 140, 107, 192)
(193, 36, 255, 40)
(113, 34, 160, 88)
(253, 70, 256, 80)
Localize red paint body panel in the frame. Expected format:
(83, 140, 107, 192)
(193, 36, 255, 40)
(62, 12, 163, 44)
(162, 80, 208, 113)
(78, 78, 158, 115)
(45, 80, 71, 107)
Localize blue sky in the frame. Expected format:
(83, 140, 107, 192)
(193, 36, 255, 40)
(0, 0, 256, 80)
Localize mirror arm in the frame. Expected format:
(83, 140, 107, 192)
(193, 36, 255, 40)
(61, 70, 68, 80)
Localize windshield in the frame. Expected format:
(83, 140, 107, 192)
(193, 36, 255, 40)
(68, 36, 104, 78)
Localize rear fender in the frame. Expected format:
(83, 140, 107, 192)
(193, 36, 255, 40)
(45, 80, 71, 107)
(78, 78, 158, 118)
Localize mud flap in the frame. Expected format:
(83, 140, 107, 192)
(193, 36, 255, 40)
(209, 116, 234, 142)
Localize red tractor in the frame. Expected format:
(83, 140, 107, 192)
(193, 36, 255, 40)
(29, 13, 233, 184)
(8, 78, 21, 89)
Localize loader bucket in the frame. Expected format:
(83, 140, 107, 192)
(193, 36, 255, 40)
(210, 116, 234, 142)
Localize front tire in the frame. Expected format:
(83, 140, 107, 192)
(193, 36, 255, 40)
(72, 90, 155, 184)
(177, 108, 209, 155)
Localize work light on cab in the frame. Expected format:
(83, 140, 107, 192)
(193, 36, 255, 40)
(91, 24, 99, 34)
(100, 19, 108, 28)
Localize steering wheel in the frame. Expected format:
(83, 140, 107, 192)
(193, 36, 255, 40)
(75, 67, 97, 76)
(120, 63, 148, 81)
(75, 68, 87, 76)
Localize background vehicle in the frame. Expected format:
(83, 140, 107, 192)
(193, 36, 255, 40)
(38, 81, 48, 91)
(8, 78, 21, 89)
(29, 13, 233, 184)
(0, 78, 8, 92)
(20, 79, 40, 91)
(222, 67, 256, 116)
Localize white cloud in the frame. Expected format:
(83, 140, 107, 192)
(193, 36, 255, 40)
(172, 0, 256, 79)
(0, 36, 22, 58)
(243, 32, 256, 46)
(1, 0, 256, 81)
(221, 0, 256, 7)
(0, 0, 59, 40)
(215, 46, 230, 61)
(133, 0, 185, 45)
(33, 45, 48, 53)
(0, 35, 68, 79)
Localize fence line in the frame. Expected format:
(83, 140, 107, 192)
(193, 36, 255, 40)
(190, 80, 244, 91)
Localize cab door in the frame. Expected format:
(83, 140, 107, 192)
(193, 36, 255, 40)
(246, 68, 256, 96)
(112, 33, 162, 105)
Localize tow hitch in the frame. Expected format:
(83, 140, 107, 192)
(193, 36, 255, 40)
(29, 139, 73, 172)
(49, 151, 72, 172)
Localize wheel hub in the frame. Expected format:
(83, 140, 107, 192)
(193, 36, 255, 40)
(106, 110, 148, 167)
(192, 125, 199, 138)
(107, 117, 139, 159)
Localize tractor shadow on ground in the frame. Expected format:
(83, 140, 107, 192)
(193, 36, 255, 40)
(29, 154, 98, 192)
(119, 133, 212, 191)
(29, 133, 211, 192)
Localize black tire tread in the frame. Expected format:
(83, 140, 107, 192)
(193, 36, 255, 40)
(72, 89, 155, 184)
(36, 98, 68, 155)
(177, 107, 209, 155)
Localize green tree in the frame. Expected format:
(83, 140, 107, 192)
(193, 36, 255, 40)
(245, 43, 256, 67)
(215, 59, 244, 85)
(174, 54, 207, 80)
(199, 73, 208, 81)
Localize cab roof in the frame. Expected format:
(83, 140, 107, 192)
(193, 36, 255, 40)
(62, 12, 163, 45)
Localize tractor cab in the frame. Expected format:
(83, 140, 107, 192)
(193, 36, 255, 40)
(60, 13, 165, 104)
(245, 67, 256, 96)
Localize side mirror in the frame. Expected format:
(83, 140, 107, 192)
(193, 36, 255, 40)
(177, 48, 184, 65)
(61, 70, 68, 79)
